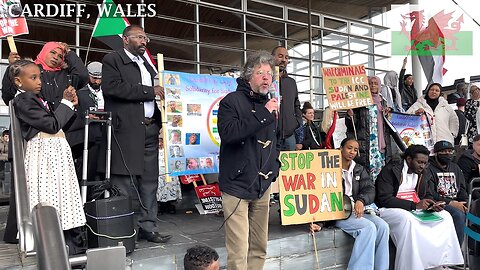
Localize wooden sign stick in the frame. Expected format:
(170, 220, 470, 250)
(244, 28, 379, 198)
(7, 35, 17, 53)
(157, 53, 170, 182)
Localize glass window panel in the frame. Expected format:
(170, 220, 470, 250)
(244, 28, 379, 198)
(157, 0, 195, 20)
(287, 24, 308, 42)
(288, 43, 310, 60)
(374, 57, 391, 73)
(246, 16, 284, 37)
(322, 31, 349, 49)
(246, 34, 279, 51)
(199, 6, 242, 29)
(350, 52, 373, 69)
(290, 58, 310, 76)
(150, 18, 194, 41)
(288, 9, 308, 24)
(247, 1, 283, 19)
(322, 47, 350, 65)
(375, 40, 389, 57)
(350, 37, 373, 54)
(350, 23, 373, 38)
(200, 0, 241, 9)
(199, 47, 242, 69)
(374, 26, 389, 42)
(323, 16, 347, 32)
(200, 26, 242, 48)
(148, 41, 195, 62)
(165, 61, 195, 73)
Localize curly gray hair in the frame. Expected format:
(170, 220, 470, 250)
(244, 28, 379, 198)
(241, 50, 277, 82)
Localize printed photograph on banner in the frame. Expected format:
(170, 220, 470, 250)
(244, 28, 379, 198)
(322, 65, 373, 110)
(169, 145, 184, 158)
(168, 115, 183, 127)
(200, 157, 215, 169)
(167, 100, 182, 113)
(278, 149, 346, 225)
(166, 73, 181, 85)
(162, 71, 236, 176)
(186, 158, 200, 170)
(170, 159, 185, 173)
(186, 133, 200, 145)
(166, 88, 181, 99)
(187, 104, 202, 116)
(169, 129, 182, 145)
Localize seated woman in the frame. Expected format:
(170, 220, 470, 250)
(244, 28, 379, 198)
(375, 144, 463, 270)
(311, 137, 389, 270)
(407, 83, 459, 145)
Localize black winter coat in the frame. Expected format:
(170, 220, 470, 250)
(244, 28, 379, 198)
(279, 75, 302, 139)
(218, 78, 280, 200)
(347, 162, 375, 205)
(100, 49, 161, 176)
(375, 160, 431, 211)
(424, 157, 468, 203)
(398, 68, 418, 111)
(457, 150, 480, 199)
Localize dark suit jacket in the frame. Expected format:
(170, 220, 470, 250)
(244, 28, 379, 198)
(13, 92, 75, 141)
(101, 49, 161, 175)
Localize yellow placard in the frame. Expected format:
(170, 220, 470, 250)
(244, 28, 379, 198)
(279, 150, 346, 225)
(322, 64, 373, 110)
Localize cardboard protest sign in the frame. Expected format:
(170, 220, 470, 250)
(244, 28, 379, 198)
(279, 150, 346, 225)
(0, 0, 28, 38)
(179, 174, 202, 185)
(322, 65, 373, 110)
(194, 183, 222, 214)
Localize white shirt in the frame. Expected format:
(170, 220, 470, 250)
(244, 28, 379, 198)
(399, 160, 419, 192)
(87, 84, 104, 111)
(342, 160, 356, 198)
(124, 48, 155, 118)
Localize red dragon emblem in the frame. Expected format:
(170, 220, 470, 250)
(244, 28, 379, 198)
(400, 10, 463, 52)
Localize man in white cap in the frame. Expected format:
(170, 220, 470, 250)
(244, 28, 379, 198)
(66, 61, 106, 185)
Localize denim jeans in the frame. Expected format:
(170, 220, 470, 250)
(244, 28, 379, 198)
(444, 204, 466, 245)
(336, 213, 390, 270)
(280, 134, 296, 151)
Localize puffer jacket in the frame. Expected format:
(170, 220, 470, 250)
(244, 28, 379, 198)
(406, 96, 459, 144)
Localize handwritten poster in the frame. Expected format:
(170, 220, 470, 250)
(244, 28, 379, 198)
(278, 150, 346, 225)
(0, 0, 29, 38)
(322, 65, 373, 110)
(385, 112, 434, 152)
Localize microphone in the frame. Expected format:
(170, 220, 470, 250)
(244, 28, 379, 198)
(268, 86, 278, 119)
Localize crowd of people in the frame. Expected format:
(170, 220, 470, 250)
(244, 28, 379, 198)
(1, 24, 480, 270)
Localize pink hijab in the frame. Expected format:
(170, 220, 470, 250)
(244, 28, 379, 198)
(34, 42, 64, 71)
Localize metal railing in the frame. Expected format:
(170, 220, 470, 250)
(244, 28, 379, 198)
(9, 102, 35, 257)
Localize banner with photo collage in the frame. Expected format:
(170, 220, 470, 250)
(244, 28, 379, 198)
(163, 71, 236, 176)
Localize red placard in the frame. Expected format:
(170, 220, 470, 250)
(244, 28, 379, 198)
(396, 190, 420, 203)
(0, 1, 29, 38)
(179, 174, 202, 185)
(194, 183, 222, 213)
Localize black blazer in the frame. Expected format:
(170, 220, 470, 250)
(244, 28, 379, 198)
(100, 49, 161, 175)
(13, 92, 75, 141)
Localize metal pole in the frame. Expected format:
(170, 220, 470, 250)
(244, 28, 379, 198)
(308, 0, 313, 104)
(194, 4, 200, 74)
(410, 0, 425, 96)
(75, 17, 80, 56)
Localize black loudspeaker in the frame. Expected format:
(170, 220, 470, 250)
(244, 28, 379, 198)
(84, 196, 135, 254)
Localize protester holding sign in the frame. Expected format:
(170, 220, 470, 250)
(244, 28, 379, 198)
(406, 83, 459, 145)
(217, 51, 279, 270)
(311, 138, 389, 270)
(375, 144, 463, 270)
(346, 76, 393, 181)
(295, 102, 326, 150)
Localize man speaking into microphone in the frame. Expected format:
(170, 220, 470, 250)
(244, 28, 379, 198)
(217, 50, 280, 270)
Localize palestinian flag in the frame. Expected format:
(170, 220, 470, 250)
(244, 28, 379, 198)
(91, 0, 156, 71)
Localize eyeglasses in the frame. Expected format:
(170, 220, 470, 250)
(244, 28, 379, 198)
(127, 35, 150, 43)
(255, 70, 273, 77)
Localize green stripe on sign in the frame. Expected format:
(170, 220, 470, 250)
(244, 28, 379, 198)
(391, 31, 472, 56)
(213, 127, 218, 133)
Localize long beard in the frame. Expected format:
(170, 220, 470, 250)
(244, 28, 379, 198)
(89, 82, 101, 90)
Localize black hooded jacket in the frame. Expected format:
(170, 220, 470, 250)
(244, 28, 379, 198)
(457, 150, 480, 199)
(399, 68, 418, 110)
(424, 157, 468, 203)
(375, 160, 431, 211)
(218, 78, 281, 200)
